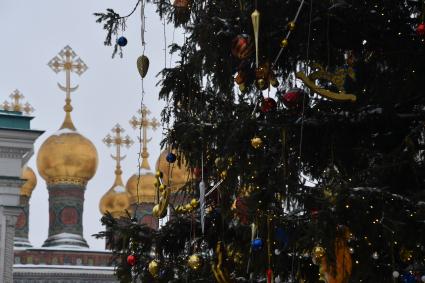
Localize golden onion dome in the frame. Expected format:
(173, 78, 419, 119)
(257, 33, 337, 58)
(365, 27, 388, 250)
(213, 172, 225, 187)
(20, 166, 37, 197)
(155, 150, 192, 191)
(99, 169, 132, 218)
(36, 114, 98, 186)
(126, 172, 157, 204)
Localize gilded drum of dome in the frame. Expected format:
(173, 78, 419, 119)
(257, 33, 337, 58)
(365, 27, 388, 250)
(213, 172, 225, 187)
(126, 173, 157, 204)
(37, 132, 98, 184)
(20, 166, 37, 197)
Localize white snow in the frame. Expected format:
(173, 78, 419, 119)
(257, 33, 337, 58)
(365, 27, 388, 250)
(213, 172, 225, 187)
(13, 264, 115, 275)
(52, 128, 78, 136)
(113, 185, 126, 193)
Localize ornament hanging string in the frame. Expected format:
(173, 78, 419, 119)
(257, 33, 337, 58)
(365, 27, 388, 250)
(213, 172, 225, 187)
(271, 0, 305, 69)
(140, 0, 146, 46)
(169, 27, 176, 67)
(134, 0, 147, 217)
(290, 0, 313, 278)
(266, 214, 273, 283)
(297, 0, 314, 167)
(163, 16, 167, 69)
(200, 152, 206, 234)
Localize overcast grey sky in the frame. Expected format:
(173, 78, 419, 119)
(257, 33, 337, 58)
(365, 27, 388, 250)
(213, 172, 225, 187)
(0, 0, 180, 250)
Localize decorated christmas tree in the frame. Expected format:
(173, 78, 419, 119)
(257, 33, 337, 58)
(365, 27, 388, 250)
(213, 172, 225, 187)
(95, 0, 425, 282)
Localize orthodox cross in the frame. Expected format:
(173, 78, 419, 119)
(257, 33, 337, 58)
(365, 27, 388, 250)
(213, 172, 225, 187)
(1, 90, 34, 114)
(103, 124, 134, 185)
(48, 45, 88, 129)
(129, 105, 160, 170)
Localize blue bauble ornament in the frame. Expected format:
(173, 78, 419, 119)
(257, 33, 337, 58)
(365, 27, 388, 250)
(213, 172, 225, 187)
(251, 238, 263, 251)
(275, 228, 289, 249)
(117, 36, 128, 47)
(402, 272, 416, 283)
(166, 152, 177, 163)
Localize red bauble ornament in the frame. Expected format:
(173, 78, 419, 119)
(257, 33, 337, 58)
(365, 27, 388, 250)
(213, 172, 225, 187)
(266, 268, 273, 283)
(231, 34, 254, 60)
(173, 0, 189, 8)
(310, 209, 319, 220)
(417, 23, 425, 36)
(261, 97, 277, 113)
(127, 254, 136, 266)
(281, 88, 304, 109)
(193, 167, 202, 179)
(234, 197, 249, 225)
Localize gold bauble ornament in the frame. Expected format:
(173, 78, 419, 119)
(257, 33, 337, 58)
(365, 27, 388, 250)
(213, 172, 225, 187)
(159, 184, 166, 192)
(251, 137, 263, 149)
(312, 246, 326, 263)
(148, 259, 159, 277)
(239, 83, 246, 92)
(256, 79, 266, 90)
(288, 22, 296, 30)
(187, 254, 202, 270)
(152, 204, 160, 217)
(185, 203, 193, 211)
(190, 198, 199, 208)
(280, 39, 289, 48)
(400, 247, 413, 262)
(215, 157, 225, 168)
(220, 170, 227, 179)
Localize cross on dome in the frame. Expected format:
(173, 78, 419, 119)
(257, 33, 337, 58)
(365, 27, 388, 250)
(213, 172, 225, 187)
(129, 105, 160, 170)
(103, 124, 134, 175)
(48, 46, 88, 130)
(1, 90, 34, 114)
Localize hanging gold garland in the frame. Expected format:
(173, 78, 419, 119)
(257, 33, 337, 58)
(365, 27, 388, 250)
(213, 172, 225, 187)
(313, 228, 353, 283)
(152, 171, 170, 218)
(296, 63, 357, 102)
(175, 198, 199, 214)
(212, 241, 233, 283)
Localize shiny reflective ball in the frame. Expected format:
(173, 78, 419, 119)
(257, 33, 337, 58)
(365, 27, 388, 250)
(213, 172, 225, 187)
(280, 39, 288, 48)
(152, 204, 160, 217)
(117, 36, 128, 47)
(251, 137, 263, 149)
(251, 238, 263, 251)
(166, 152, 177, 163)
(261, 97, 277, 113)
(312, 246, 325, 262)
(148, 259, 159, 277)
(187, 254, 202, 270)
(190, 198, 199, 208)
(127, 254, 136, 266)
(256, 79, 267, 90)
(281, 88, 304, 109)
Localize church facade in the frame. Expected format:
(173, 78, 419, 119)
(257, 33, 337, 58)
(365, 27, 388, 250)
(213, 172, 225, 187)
(1, 45, 182, 282)
(2, 46, 119, 283)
